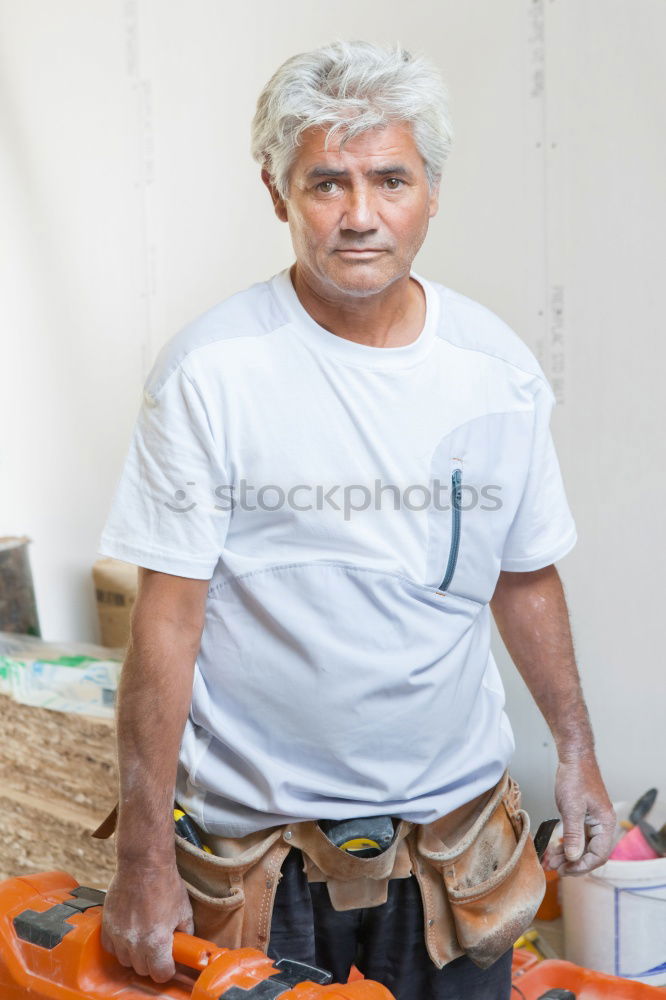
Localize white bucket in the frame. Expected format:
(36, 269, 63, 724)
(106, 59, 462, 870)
(560, 799, 666, 986)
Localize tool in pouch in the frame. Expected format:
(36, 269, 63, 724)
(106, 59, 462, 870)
(174, 802, 213, 853)
(317, 816, 397, 857)
(533, 818, 559, 862)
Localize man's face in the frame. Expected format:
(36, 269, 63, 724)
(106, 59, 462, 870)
(264, 122, 439, 299)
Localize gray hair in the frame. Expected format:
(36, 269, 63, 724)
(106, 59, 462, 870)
(251, 40, 454, 200)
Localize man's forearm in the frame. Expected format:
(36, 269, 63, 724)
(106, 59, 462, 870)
(115, 618, 201, 865)
(489, 564, 593, 758)
(101, 570, 208, 983)
(490, 563, 615, 873)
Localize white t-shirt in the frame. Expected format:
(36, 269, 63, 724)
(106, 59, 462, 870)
(99, 267, 577, 836)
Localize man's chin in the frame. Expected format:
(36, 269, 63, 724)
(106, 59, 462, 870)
(321, 259, 401, 298)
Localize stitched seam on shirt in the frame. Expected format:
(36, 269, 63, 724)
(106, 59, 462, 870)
(180, 367, 218, 444)
(207, 559, 482, 604)
(147, 322, 295, 402)
(208, 559, 427, 596)
(437, 289, 556, 393)
(100, 535, 215, 566)
(436, 332, 554, 391)
(426, 407, 535, 463)
(501, 526, 577, 569)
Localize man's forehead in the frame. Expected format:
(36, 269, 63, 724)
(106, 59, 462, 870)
(293, 122, 421, 172)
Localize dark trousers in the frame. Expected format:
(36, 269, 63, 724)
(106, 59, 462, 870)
(267, 848, 513, 1000)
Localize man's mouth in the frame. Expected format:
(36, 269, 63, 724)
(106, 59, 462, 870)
(335, 248, 386, 255)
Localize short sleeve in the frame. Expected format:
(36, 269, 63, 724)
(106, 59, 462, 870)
(98, 366, 230, 579)
(500, 381, 577, 572)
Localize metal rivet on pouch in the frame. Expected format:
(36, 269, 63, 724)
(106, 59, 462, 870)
(428, 919, 435, 927)
(285, 830, 293, 840)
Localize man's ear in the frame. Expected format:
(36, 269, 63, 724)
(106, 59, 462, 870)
(261, 168, 288, 222)
(428, 179, 441, 219)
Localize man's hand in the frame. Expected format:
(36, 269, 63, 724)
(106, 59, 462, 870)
(101, 860, 194, 983)
(545, 754, 616, 876)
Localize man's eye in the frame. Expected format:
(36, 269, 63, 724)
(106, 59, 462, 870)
(316, 181, 337, 193)
(385, 177, 404, 190)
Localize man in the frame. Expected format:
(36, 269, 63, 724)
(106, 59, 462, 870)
(98, 40, 615, 1000)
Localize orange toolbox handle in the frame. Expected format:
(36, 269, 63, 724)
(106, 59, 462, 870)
(171, 931, 225, 971)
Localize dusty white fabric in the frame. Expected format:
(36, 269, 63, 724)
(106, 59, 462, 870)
(99, 267, 576, 836)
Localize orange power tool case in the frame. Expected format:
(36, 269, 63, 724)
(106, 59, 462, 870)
(0, 871, 394, 1000)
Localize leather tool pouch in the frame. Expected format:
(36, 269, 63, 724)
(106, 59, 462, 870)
(172, 826, 291, 952)
(92, 804, 292, 952)
(413, 772, 546, 969)
(286, 818, 414, 911)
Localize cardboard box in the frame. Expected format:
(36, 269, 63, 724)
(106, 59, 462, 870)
(92, 558, 138, 648)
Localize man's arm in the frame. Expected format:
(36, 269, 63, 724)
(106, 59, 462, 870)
(100, 567, 210, 983)
(490, 564, 616, 875)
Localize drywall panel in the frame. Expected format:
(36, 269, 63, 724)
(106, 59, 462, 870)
(1, 0, 663, 816)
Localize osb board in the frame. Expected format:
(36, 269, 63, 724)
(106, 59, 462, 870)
(0, 694, 117, 812)
(0, 694, 118, 887)
(0, 792, 116, 888)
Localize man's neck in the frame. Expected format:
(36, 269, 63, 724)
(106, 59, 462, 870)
(290, 264, 426, 349)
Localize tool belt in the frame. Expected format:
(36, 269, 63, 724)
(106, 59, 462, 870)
(93, 770, 545, 971)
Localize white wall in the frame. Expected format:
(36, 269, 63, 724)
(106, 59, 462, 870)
(1, 0, 664, 819)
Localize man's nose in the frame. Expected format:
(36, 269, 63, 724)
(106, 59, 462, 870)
(341, 188, 377, 232)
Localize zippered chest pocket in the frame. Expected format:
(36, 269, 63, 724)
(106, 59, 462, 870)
(424, 410, 537, 604)
(438, 459, 463, 593)
(424, 455, 465, 596)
